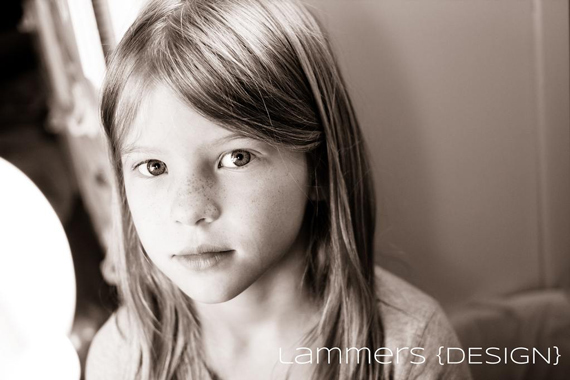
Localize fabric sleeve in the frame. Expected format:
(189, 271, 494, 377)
(407, 304, 473, 380)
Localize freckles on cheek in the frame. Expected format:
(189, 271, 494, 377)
(226, 176, 282, 227)
(259, 175, 304, 223)
(253, 187, 283, 225)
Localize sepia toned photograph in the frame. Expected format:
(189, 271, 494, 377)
(0, 1, 568, 379)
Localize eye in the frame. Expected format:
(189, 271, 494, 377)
(136, 159, 168, 177)
(219, 150, 254, 169)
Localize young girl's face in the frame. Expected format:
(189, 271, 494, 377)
(120, 85, 311, 304)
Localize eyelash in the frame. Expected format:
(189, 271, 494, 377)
(218, 149, 256, 169)
(132, 149, 257, 177)
(133, 159, 168, 177)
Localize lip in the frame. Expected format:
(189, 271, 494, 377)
(176, 244, 234, 256)
(173, 244, 234, 271)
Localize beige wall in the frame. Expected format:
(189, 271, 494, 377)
(308, 0, 570, 307)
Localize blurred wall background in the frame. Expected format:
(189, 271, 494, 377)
(306, 0, 570, 308)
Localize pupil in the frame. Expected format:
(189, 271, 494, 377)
(231, 151, 250, 167)
(148, 161, 164, 175)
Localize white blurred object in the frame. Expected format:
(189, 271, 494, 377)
(106, 0, 147, 43)
(65, 0, 106, 90)
(0, 158, 79, 380)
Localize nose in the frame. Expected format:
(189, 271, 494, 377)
(169, 175, 221, 226)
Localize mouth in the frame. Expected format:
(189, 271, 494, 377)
(175, 243, 234, 256)
(173, 245, 234, 271)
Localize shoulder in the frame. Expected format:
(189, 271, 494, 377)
(374, 266, 473, 380)
(374, 266, 440, 325)
(85, 306, 136, 380)
(373, 266, 443, 352)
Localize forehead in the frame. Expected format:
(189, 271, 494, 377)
(122, 84, 236, 153)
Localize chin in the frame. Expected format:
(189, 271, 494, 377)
(179, 280, 248, 305)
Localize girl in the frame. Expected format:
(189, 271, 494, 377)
(87, 0, 472, 379)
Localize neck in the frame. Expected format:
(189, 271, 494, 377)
(194, 244, 319, 348)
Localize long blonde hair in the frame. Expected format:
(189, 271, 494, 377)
(101, 0, 383, 378)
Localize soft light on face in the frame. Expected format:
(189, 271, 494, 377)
(121, 84, 311, 303)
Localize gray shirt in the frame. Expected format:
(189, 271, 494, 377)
(373, 267, 472, 379)
(86, 266, 473, 379)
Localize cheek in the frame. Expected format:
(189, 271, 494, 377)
(227, 164, 309, 247)
(123, 179, 169, 253)
(124, 181, 154, 224)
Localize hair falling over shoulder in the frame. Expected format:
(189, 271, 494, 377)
(101, 0, 383, 378)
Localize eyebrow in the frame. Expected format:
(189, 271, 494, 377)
(120, 145, 164, 156)
(119, 132, 255, 157)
